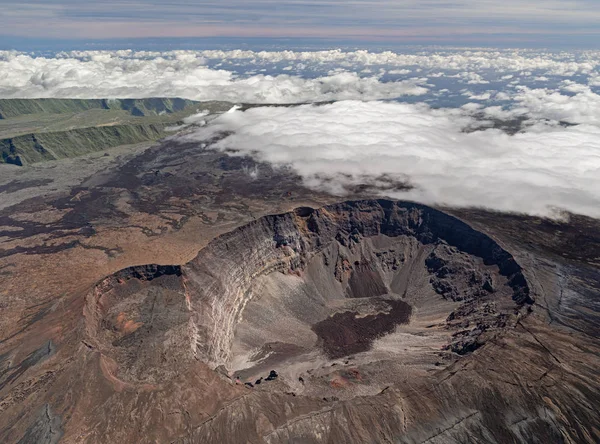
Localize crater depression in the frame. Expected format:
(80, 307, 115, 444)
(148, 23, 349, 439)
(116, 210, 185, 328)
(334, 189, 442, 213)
(84, 200, 531, 399)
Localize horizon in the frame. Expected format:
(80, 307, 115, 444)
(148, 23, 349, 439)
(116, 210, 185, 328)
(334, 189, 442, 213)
(4, 38, 600, 53)
(2, 1, 600, 51)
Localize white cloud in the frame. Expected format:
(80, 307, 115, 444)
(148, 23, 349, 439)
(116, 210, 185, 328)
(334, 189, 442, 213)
(1, 48, 599, 104)
(494, 92, 511, 101)
(514, 86, 600, 124)
(0, 52, 427, 103)
(197, 48, 599, 77)
(183, 100, 600, 218)
(561, 81, 590, 94)
(465, 91, 493, 100)
(589, 74, 600, 86)
(462, 72, 490, 84)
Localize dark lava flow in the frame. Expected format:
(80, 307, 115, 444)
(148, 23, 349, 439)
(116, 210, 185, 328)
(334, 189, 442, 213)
(313, 299, 412, 359)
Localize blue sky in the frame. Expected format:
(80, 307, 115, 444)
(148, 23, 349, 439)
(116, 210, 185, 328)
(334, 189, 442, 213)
(1, 1, 600, 49)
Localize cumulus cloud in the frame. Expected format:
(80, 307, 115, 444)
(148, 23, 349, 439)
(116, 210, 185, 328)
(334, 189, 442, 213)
(198, 49, 527, 69)
(1, 49, 599, 104)
(197, 48, 599, 77)
(460, 72, 490, 84)
(513, 86, 600, 125)
(0, 51, 427, 103)
(183, 101, 600, 218)
(465, 91, 493, 100)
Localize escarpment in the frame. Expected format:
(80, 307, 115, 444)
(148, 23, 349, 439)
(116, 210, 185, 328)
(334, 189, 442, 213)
(84, 200, 531, 392)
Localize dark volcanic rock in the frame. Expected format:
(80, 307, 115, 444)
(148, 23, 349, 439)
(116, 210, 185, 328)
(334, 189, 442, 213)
(17, 404, 62, 444)
(112, 264, 182, 282)
(313, 299, 412, 358)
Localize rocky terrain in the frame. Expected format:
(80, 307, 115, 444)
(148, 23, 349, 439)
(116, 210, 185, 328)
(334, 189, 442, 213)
(87, 200, 531, 391)
(0, 100, 598, 443)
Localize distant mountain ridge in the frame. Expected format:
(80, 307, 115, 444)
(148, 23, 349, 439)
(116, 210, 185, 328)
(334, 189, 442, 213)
(1, 123, 166, 165)
(0, 97, 199, 119)
(0, 98, 232, 165)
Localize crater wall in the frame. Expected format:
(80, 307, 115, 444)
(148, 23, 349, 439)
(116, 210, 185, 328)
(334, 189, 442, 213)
(85, 200, 531, 378)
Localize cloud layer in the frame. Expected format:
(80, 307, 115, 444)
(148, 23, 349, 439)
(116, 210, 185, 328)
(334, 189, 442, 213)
(0, 50, 600, 107)
(1, 49, 599, 105)
(0, 51, 427, 103)
(184, 101, 600, 218)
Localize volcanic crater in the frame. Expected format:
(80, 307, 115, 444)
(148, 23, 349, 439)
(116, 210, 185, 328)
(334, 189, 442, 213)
(84, 200, 531, 398)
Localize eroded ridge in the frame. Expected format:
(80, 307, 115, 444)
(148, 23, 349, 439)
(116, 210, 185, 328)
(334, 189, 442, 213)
(84, 200, 531, 389)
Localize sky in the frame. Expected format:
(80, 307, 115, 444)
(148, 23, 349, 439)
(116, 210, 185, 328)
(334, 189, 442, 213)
(2, 0, 600, 49)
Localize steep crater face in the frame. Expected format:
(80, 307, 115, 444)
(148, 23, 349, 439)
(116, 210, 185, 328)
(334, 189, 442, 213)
(84, 200, 531, 395)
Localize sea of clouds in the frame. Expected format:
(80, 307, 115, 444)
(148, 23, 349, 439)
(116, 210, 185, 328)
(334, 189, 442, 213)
(185, 101, 600, 218)
(0, 50, 430, 102)
(1, 48, 599, 217)
(2, 48, 599, 105)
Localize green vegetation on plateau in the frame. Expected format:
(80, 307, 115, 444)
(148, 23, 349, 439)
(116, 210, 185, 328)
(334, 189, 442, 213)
(0, 98, 232, 165)
(0, 98, 199, 119)
(1, 123, 166, 165)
